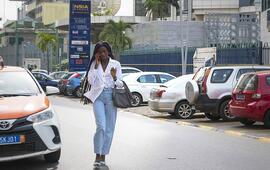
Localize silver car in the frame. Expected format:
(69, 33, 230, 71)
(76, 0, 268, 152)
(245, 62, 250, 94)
(149, 74, 195, 119)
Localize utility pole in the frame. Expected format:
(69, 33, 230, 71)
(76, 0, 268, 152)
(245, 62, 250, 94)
(15, 21, 20, 66)
(178, 0, 190, 75)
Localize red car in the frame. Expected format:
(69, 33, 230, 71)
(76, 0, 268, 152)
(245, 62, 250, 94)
(229, 71, 270, 128)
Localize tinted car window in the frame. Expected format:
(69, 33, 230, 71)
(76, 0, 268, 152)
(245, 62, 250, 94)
(236, 74, 258, 91)
(211, 69, 233, 83)
(159, 74, 174, 83)
(0, 72, 40, 95)
(266, 76, 270, 86)
(236, 69, 255, 81)
(122, 69, 140, 74)
(138, 75, 157, 83)
(33, 73, 42, 81)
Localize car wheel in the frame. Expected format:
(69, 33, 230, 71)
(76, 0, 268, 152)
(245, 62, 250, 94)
(220, 99, 236, 121)
(131, 93, 142, 107)
(174, 101, 194, 119)
(204, 112, 220, 121)
(239, 118, 255, 126)
(74, 87, 82, 98)
(44, 149, 61, 163)
(264, 111, 270, 129)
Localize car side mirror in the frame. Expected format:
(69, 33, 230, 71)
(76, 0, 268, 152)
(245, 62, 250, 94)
(46, 86, 59, 96)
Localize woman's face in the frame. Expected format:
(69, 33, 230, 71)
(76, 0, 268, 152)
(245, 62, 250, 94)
(97, 46, 109, 61)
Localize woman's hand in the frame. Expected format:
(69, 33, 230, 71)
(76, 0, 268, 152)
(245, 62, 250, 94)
(110, 67, 117, 80)
(95, 54, 100, 69)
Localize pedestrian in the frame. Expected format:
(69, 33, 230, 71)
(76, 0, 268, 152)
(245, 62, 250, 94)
(84, 41, 123, 168)
(0, 56, 4, 69)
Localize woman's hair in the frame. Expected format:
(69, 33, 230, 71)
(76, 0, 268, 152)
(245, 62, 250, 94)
(87, 41, 114, 69)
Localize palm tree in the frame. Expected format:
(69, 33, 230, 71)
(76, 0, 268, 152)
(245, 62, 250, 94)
(36, 32, 58, 72)
(144, 0, 167, 20)
(99, 20, 133, 60)
(144, 0, 180, 20)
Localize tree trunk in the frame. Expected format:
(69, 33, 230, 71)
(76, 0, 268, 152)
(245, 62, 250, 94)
(47, 48, 49, 73)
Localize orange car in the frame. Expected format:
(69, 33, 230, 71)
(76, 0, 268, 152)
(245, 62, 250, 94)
(0, 64, 61, 162)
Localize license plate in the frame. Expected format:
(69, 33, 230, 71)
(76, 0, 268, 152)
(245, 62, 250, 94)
(236, 94, 245, 101)
(0, 135, 25, 145)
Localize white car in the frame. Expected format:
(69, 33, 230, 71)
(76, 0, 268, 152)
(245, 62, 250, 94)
(149, 74, 195, 119)
(121, 67, 142, 77)
(0, 66, 61, 163)
(123, 72, 176, 106)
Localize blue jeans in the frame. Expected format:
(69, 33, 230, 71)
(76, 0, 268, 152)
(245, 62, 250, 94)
(93, 88, 117, 155)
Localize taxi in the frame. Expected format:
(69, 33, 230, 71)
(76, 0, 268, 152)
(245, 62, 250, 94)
(0, 60, 61, 163)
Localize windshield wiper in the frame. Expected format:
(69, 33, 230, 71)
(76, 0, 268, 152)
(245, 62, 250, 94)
(0, 93, 37, 97)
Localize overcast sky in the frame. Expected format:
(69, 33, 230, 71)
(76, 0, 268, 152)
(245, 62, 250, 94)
(0, 0, 133, 28)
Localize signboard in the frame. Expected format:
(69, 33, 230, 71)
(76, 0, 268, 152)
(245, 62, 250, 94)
(69, 0, 91, 71)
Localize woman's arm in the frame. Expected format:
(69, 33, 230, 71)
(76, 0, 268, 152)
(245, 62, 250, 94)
(88, 62, 101, 85)
(114, 62, 123, 88)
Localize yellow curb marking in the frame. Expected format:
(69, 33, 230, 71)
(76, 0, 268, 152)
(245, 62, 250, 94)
(199, 125, 216, 131)
(258, 137, 270, 143)
(225, 130, 245, 137)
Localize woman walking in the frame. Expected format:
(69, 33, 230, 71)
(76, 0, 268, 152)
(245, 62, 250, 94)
(84, 41, 123, 167)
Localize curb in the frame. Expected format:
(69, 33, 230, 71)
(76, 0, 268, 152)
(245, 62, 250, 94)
(122, 111, 270, 143)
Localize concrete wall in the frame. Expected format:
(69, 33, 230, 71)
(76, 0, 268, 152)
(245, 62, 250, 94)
(41, 3, 69, 25)
(261, 9, 270, 44)
(127, 21, 205, 49)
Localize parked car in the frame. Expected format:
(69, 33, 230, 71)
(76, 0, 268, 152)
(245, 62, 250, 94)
(186, 66, 270, 121)
(50, 71, 68, 80)
(58, 72, 75, 94)
(229, 71, 270, 128)
(32, 69, 49, 75)
(123, 72, 176, 106)
(66, 71, 86, 97)
(121, 67, 142, 77)
(149, 74, 195, 119)
(32, 72, 59, 92)
(0, 65, 61, 162)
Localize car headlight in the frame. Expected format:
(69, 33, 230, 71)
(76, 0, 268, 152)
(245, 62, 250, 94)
(27, 107, 54, 123)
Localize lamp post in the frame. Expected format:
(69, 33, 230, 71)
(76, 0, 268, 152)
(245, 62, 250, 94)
(178, 0, 189, 75)
(15, 21, 20, 66)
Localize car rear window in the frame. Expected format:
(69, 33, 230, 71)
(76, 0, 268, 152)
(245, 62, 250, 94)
(266, 76, 270, 86)
(235, 74, 258, 91)
(236, 68, 270, 81)
(211, 69, 233, 83)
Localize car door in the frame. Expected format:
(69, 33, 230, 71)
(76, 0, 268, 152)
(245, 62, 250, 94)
(158, 74, 175, 84)
(137, 74, 159, 101)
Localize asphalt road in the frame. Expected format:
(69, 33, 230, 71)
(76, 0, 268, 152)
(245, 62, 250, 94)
(1, 96, 270, 170)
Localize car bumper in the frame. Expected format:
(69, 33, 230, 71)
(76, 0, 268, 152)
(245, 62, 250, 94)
(195, 94, 218, 113)
(229, 101, 264, 121)
(148, 99, 175, 113)
(0, 114, 61, 162)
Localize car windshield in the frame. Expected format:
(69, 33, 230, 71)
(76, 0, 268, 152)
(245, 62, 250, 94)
(0, 72, 40, 96)
(235, 74, 258, 92)
(61, 73, 74, 79)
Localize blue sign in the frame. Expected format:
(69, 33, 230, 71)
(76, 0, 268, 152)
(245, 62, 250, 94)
(69, 0, 91, 71)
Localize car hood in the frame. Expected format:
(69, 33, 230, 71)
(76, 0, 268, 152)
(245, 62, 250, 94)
(0, 94, 50, 119)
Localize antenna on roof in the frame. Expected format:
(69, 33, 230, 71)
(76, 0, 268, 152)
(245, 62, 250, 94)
(0, 56, 4, 69)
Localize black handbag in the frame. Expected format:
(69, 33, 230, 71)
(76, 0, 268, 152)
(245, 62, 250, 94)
(112, 81, 134, 108)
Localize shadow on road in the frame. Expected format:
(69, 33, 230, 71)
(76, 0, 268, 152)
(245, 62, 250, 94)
(0, 156, 59, 170)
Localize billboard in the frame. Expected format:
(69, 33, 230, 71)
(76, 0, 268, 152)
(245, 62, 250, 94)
(69, 0, 91, 71)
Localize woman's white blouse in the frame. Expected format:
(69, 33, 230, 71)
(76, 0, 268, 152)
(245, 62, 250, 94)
(84, 58, 123, 102)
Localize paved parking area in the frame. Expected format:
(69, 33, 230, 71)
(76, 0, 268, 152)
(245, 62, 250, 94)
(121, 105, 270, 140)
(58, 95, 270, 142)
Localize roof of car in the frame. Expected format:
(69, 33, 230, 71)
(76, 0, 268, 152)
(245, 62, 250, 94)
(0, 66, 26, 72)
(212, 65, 270, 69)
